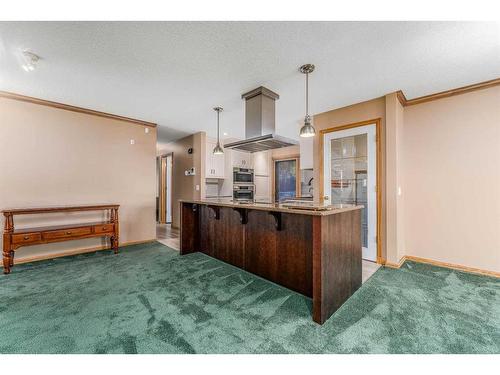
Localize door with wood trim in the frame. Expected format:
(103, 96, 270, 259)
(323, 124, 377, 261)
(158, 154, 173, 224)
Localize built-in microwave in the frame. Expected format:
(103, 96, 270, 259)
(233, 167, 254, 184)
(233, 184, 254, 201)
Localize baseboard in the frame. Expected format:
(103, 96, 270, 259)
(382, 257, 406, 269)
(384, 255, 500, 278)
(5, 238, 157, 267)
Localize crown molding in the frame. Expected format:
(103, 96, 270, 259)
(0, 91, 157, 128)
(396, 77, 500, 107)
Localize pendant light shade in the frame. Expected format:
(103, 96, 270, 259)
(299, 64, 316, 138)
(300, 115, 316, 138)
(213, 107, 224, 154)
(213, 143, 224, 155)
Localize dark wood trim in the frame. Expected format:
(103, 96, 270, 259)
(319, 118, 383, 264)
(0, 91, 157, 128)
(396, 77, 500, 107)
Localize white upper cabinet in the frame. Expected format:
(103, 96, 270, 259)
(252, 151, 270, 176)
(206, 139, 225, 178)
(232, 150, 252, 169)
(300, 136, 314, 170)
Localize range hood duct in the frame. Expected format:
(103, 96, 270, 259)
(224, 86, 298, 153)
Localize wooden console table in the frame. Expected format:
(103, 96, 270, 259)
(2, 204, 119, 274)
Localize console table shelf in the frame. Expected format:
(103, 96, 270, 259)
(2, 204, 119, 274)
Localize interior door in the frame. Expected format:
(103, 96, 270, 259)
(323, 124, 377, 261)
(166, 154, 172, 223)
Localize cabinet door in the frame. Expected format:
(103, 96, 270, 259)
(253, 151, 269, 175)
(242, 153, 252, 168)
(300, 136, 313, 169)
(232, 150, 251, 168)
(231, 150, 242, 167)
(213, 152, 225, 178)
(206, 141, 215, 177)
(254, 175, 270, 200)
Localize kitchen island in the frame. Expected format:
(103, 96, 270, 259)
(179, 199, 363, 324)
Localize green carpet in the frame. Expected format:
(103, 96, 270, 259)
(0, 242, 499, 353)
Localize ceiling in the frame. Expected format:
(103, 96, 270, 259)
(0, 21, 499, 148)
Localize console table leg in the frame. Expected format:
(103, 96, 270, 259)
(3, 251, 11, 274)
(3, 214, 13, 274)
(112, 237, 119, 254)
(113, 208, 119, 254)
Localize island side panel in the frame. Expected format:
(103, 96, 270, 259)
(180, 202, 200, 255)
(276, 213, 313, 297)
(245, 210, 278, 283)
(312, 209, 362, 324)
(214, 207, 245, 268)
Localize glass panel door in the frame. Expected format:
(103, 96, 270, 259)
(323, 124, 377, 261)
(274, 159, 297, 202)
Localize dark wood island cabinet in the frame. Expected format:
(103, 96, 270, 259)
(180, 199, 363, 325)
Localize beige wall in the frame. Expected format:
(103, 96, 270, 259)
(402, 86, 500, 272)
(158, 132, 205, 228)
(385, 93, 406, 262)
(0, 97, 157, 262)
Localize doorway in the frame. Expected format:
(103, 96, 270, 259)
(322, 123, 379, 262)
(274, 158, 300, 202)
(158, 153, 172, 224)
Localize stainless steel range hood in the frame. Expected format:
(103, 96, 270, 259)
(224, 86, 298, 153)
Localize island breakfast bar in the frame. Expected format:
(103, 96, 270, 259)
(179, 199, 363, 324)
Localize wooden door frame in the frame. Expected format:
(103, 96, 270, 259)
(272, 155, 301, 202)
(319, 118, 382, 264)
(158, 153, 173, 224)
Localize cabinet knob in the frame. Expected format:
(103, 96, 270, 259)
(66, 231, 72, 235)
(24, 236, 29, 240)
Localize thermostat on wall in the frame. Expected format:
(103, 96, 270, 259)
(185, 167, 196, 176)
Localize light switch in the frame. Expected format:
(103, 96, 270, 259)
(144, 128, 149, 134)
(398, 187, 402, 196)
(130, 139, 135, 145)
(196, 185, 200, 191)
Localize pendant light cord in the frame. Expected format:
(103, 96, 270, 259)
(216, 110, 220, 144)
(305, 72, 309, 117)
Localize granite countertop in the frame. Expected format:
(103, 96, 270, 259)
(179, 198, 363, 216)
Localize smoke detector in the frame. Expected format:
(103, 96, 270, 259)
(21, 50, 40, 72)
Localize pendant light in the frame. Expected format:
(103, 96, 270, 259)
(299, 64, 316, 137)
(213, 107, 224, 154)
